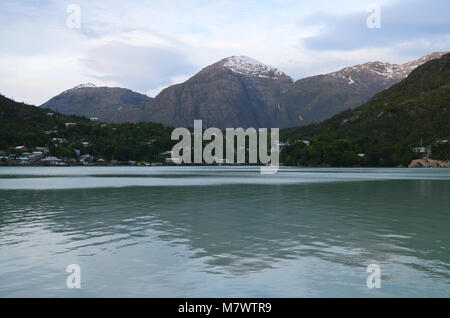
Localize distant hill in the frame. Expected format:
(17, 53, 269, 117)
(0, 95, 173, 162)
(41, 84, 152, 123)
(280, 53, 450, 167)
(39, 52, 447, 128)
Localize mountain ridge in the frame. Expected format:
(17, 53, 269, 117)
(41, 51, 448, 128)
(280, 52, 450, 167)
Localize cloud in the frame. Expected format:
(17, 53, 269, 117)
(82, 43, 196, 92)
(0, 0, 449, 104)
(300, 0, 450, 55)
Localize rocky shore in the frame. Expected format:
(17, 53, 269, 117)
(408, 158, 449, 168)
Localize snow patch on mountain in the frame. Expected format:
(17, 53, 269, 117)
(329, 52, 448, 83)
(63, 83, 97, 93)
(221, 56, 285, 79)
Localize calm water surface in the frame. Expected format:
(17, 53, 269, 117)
(0, 166, 449, 297)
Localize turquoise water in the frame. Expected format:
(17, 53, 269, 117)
(0, 166, 449, 297)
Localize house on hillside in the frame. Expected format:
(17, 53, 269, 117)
(295, 140, 311, 146)
(159, 150, 172, 158)
(412, 147, 426, 153)
(14, 146, 28, 152)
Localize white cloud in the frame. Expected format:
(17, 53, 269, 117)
(0, 0, 448, 104)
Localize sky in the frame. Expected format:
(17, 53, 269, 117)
(0, 0, 449, 105)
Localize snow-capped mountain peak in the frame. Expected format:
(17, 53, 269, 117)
(63, 83, 97, 94)
(400, 52, 448, 75)
(220, 56, 286, 79)
(73, 83, 97, 89)
(328, 52, 448, 85)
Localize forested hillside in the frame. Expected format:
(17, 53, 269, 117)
(280, 53, 450, 167)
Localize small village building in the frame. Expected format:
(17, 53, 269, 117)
(159, 150, 173, 157)
(36, 147, 50, 153)
(18, 157, 30, 165)
(14, 146, 28, 152)
(40, 156, 62, 165)
(296, 140, 311, 146)
(31, 151, 44, 159)
(79, 154, 94, 162)
(413, 147, 427, 153)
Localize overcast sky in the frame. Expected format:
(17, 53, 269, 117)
(0, 0, 449, 105)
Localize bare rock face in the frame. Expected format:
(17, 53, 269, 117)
(146, 56, 294, 128)
(408, 158, 449, 168)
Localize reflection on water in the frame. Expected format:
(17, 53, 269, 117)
(0, 167, 449, 297)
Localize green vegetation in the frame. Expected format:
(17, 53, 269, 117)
(1, 55, 449, 167)
(280, 53, 450, 167)
(0, 95, 174, 162)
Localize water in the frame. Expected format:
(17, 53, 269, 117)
(0, 166, 449, 297)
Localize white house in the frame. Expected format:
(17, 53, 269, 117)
(296, 140, 311, 146)
(159, 150, 173, 157)
(413, 147, 426, 153)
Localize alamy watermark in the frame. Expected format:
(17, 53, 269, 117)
(66, 264, 81, 289)
(366, 4, 381, 29)
(170, 120, 280, 174)
(366, 264, 381, 289)
(66, 4, 81, 29)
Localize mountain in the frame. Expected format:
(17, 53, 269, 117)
(281, 52, 448, 126)
(40, 52, 447, 128)
(146, 56, 293, 128)
(280, 53, 450, 167)
(41, 84, 152, 123)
